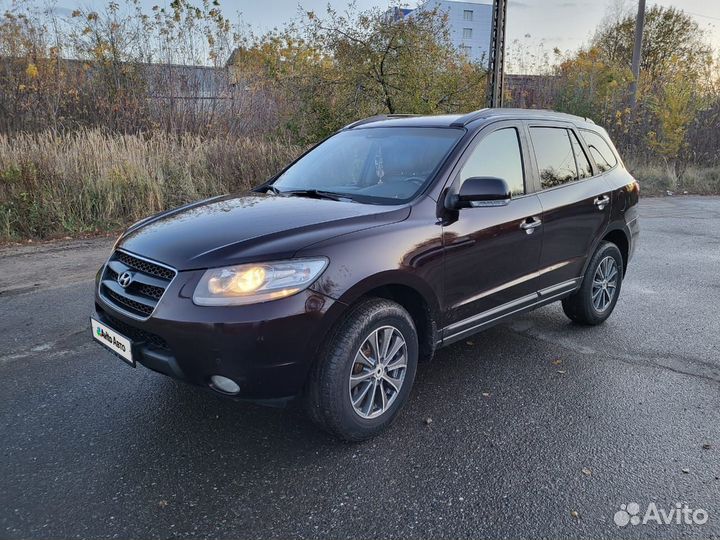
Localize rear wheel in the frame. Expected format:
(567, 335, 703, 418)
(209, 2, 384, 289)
(305, 298, 418, 441)
(562, 241, 623, 325)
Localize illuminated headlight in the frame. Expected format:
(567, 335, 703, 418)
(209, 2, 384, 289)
(192, 258, 329, 306)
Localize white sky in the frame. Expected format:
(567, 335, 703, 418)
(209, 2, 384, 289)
(10, 0, 720, 71)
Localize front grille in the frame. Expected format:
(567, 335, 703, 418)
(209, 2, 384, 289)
(106, 288, 154, 316)
(115, 250, 176, 280)
(99, 250, 176, 319)
(138, 283, 164, 300)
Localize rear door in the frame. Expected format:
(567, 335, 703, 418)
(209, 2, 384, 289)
(524, 121, 611, 292)
(442, 121, 543, 337)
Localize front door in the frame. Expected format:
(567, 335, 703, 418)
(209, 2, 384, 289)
(442, 122, 543, 339)
(524, 122, 612, 291)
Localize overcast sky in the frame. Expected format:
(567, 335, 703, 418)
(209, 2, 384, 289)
(13, 0, 720, 70)
(225, 0, 720, 51)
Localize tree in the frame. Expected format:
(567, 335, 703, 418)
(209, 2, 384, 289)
(554, 5, 718, 172)
(230, 4, 487, 143)
(592, 6, 712, 86)
(554, 47, 631, 126)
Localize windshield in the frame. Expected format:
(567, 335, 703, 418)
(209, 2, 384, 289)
(271, 127, 463, 204)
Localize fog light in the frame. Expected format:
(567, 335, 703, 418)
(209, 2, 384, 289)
(210, 375, 240, 395)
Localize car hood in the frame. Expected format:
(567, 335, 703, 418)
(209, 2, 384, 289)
(118, 193, 410, 270)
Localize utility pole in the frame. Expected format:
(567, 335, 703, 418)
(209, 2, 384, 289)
(487, 0, 507, 108)
(629, 0, 646, 109)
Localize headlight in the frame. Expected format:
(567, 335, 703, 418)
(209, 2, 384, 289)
(192, 258, 328, 306)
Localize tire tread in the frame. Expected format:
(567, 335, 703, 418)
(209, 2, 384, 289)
(305, 297, 417, 441)
(562, 240, 623, 325)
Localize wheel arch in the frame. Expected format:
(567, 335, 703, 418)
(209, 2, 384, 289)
(601, 227, 630, 274)
(334, 272, 441, 363)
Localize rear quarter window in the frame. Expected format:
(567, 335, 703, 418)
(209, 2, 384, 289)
(581, 130, 618, 173)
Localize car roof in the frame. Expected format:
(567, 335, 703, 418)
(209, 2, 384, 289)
(344, 108, 599, 131)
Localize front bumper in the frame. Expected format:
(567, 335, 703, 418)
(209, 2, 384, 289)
(94, 267, 344, 402)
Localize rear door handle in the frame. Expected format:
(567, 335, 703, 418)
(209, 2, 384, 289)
(520, 216, 542, 234)
(594, 195, 610, 210)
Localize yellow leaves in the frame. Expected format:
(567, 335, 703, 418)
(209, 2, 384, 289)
(92, 43, 110, 58)
(646, 73, 698, 160)
(25, 63, 38, 79)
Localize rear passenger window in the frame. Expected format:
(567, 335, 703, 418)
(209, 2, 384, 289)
(529, 127, 579, 189)
(460, 128, 525, 196)
(581, 130, 618, 172)
(570, 131, 592, 179)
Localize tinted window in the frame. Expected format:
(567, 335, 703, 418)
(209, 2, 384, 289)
(273, 127, 462, 204)
(581, 130, 618, 172)
(460, 128, 525, 196)
(570, 131, 592, 179)
(530, 127, 578, 189)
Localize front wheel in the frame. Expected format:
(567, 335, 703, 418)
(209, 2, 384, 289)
(305, 298, 418, 441)
(562, 241, 623, 325)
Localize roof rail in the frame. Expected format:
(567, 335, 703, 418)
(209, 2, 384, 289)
(450, 108, 490, 127)
(342, 115, 387, 130)
(342, 114, 420, 130)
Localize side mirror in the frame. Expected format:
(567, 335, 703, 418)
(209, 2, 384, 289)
(448, 177, 511, 209)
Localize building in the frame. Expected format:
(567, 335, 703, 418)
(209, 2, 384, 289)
(504, 74, 559, 109)
(399, 0, 493, 65)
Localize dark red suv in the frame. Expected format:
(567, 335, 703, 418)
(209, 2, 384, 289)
(92, 108, 640, 440)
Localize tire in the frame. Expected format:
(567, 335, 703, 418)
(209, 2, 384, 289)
(562, 241, 624, 325)
(305, 298, 418, 441)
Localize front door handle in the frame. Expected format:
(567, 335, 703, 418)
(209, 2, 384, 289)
(520, 216, 542, 234)
(594, 195, 610, 210)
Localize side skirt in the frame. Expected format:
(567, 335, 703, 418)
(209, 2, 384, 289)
(439, 279, 580, 347)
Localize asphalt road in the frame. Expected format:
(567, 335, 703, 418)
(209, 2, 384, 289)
(1, 196, 719, 539)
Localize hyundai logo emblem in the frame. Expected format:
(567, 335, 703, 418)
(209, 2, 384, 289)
(117, 271, 134, 288)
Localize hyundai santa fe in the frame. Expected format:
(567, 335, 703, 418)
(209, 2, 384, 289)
(91, 108, 640, 441)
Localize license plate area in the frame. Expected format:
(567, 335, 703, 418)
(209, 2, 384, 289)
(91, 317, 135, 366)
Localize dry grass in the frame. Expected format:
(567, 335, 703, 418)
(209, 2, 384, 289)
(0, 130, 302, 241)
(626, 160, 720, 196)
(1, 130, 719, 242)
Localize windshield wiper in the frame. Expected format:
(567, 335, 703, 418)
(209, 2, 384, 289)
(277, 189, 353, 202)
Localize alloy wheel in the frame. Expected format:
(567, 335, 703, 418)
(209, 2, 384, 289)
(348, 325, 408, 419)
(592, 255, 619, 312)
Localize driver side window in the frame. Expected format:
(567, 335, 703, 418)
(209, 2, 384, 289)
(460, 128, 525, 196)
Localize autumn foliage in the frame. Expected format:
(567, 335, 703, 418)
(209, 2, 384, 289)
(0, 1, 719, 241)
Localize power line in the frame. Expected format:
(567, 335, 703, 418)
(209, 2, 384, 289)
(683, 10, 720, 22)
(650, 2, 720, 22)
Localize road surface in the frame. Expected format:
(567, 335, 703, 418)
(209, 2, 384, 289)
(1, 197, 719, 539)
